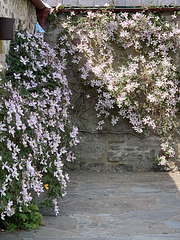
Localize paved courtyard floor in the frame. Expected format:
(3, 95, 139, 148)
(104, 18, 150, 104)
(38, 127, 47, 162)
(0, 170, 180, 240)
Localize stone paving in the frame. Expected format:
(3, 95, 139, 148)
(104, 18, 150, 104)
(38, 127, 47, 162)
(0, 170, 180, 240)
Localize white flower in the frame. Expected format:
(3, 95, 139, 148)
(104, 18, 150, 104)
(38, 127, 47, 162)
(5, 200, 15, 217)
(20, 56, 29, 65)
(0, 64, 4, 72)
(1, 212, 5, 220)
(158, 156, 167, 166)
(53, 198, 59, 215)
(14, 73, 21, 79)
(111, 116, 119, 126)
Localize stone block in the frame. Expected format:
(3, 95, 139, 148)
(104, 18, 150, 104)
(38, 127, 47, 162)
(114, 0, 126, 6)
(75, 139, 108, 166)
(79, 0, 94, 6)
(124, 147, 136, 151)
(21, 239, 34, 240)
(0, 236, 18, 240)
(44, 0, 63, 7)
(113, 163, 133, 171)
(141, 0, 158, 5)
(126, 0, 142, 6)
(63, 0, 79, 6)
(94, 0, 111, 7)
(132, 187, 160, 193)
(158, 0, 177, 5)
(108, 154, 121, 162)
(133, 235, 180, 240)
(109, 142, 125, 150)
(108, 151, 141, 163)
(86, 162, 105, 170)
(164, 221, 180, 229)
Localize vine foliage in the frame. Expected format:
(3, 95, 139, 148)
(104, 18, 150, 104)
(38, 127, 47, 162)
(0, 31, 78, 228)
(56, 11, 180, 167)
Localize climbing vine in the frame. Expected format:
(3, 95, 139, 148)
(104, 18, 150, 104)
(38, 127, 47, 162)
(56, 11, 180, 167)
(0, 31, 78, 228)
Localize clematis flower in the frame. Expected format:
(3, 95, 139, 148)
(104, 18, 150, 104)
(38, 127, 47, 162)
(20, 56, 29, 65)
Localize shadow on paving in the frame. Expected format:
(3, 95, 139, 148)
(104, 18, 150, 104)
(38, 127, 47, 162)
(0, 170, 180, 240)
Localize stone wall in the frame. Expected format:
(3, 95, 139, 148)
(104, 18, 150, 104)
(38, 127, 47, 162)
(44, 14, 179, 172)
(0, 0, 37, 66)
(73, 106, 161, 172)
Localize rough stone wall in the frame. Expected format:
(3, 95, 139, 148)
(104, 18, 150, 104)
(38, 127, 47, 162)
(73, 107, 161, 172)
(44, 16, 170, 172)
(0, 0, 37, 66)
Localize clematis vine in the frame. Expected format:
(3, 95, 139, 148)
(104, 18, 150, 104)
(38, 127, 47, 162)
(0, 31, 78, 220)
(56, 11, 180, 168)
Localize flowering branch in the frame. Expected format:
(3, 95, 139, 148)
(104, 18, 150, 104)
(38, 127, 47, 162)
(0, 31, 79, 223)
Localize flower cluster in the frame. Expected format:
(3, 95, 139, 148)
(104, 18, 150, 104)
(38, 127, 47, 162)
(57, 11, 180, 166)
(158, 140, 176, 166)
(0, 31, 78, 220)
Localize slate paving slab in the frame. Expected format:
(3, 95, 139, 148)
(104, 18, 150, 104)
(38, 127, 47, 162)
(0, 171, 180, 240)
(132, 234, 180, 240)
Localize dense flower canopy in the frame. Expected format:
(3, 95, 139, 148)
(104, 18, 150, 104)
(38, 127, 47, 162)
(57, 11, 180, 166)
(0, 31, 78, 220)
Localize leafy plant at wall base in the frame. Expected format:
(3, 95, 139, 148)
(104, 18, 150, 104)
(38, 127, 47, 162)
(0, 204, 43, 231)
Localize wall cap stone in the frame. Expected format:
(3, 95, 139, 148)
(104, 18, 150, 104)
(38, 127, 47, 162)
(43, 0, 180, 7)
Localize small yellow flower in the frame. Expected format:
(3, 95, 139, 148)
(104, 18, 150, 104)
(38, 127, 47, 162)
(44, 184, 49, 190)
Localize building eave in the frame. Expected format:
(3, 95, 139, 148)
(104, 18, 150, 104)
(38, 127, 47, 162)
(52, 6, 180, 13)
(31, 0, 51, 10)
(30, 0, 51, 28)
